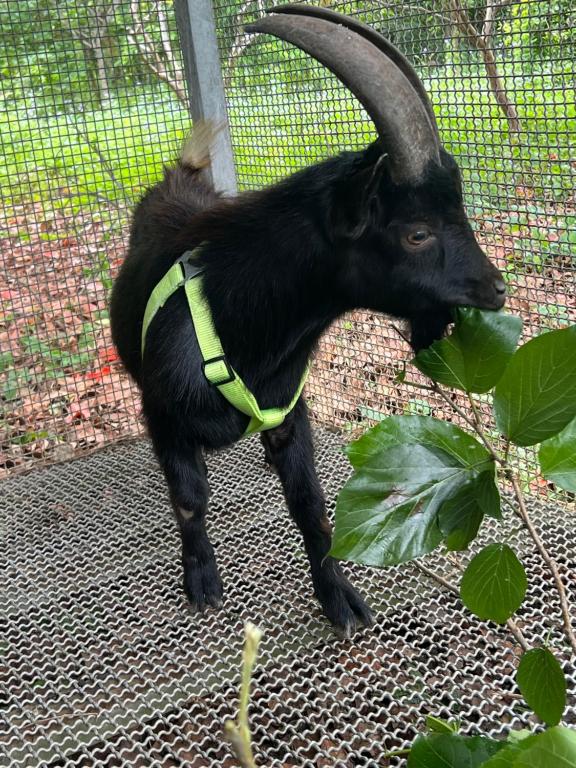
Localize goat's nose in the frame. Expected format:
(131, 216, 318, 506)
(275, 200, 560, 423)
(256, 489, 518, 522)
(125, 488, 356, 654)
(494, 278, 506, 296)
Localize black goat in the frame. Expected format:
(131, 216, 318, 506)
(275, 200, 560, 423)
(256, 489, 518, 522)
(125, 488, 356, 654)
(110, 6, 506, 637)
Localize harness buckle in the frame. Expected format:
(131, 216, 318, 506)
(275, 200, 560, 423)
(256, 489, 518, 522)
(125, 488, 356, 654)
(203, 355, 235, 387)
(176, 250, 204, 281)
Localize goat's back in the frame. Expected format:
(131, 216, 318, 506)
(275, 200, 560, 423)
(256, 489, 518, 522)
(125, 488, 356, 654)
(110, 165, 219, 382)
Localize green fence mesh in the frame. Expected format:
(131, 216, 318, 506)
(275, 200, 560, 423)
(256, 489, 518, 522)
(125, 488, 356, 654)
(1, 1, 574, 485)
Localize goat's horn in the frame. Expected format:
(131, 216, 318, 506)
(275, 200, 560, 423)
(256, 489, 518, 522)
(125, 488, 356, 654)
(246, 10, 441, 184)
(267, 4, 440, 143)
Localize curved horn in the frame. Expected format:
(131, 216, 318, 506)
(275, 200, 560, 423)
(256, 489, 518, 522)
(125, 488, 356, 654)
(268, 4, 440, 142)
(246, 11, 440, 184)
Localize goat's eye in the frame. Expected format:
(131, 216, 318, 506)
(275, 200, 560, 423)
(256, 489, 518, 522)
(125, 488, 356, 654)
(409, 230, 429, 243)
(403, 225, 434, 250)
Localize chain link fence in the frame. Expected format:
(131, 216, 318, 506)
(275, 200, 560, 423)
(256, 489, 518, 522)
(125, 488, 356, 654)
(1, 1, 575, 489)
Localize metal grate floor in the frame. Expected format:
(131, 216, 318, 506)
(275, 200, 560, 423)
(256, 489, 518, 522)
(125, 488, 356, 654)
(1, 430, 575, 767)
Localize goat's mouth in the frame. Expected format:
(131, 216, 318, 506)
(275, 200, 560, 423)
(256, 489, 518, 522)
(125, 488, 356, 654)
(408, 287, 506, 352)
(454, 292, 506, 312)
(451, 275, 507, 312)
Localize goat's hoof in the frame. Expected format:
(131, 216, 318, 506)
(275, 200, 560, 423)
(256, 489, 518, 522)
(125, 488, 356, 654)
(183, 557, 223, 613)
(316, 573, 374, 639)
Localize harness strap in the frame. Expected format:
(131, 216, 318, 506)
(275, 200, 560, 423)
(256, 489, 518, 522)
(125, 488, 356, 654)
(141, 248, 308, 436)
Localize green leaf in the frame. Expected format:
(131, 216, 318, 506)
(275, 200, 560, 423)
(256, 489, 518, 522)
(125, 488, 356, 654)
(539, 417, 576, 492)
(439, 471, 502, 551)
(413, 308, 522, 393)
(426, 715, 460, 735)
(517, 648, 566, 726)
(408, 734, 504, 767)
(0, 351, 14, 373)
(460, 544, 527, 623)
(494, 326, 576, 446)
(332, 417, 496, 566)
(346, 415, 491, 470)
(507, 731, 535, 745)
(482, 735, 538, 768)
(515, 727, 576, 768)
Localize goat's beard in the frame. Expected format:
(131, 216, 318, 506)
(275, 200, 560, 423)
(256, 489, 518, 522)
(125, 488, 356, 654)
(409, 310, 453, 353)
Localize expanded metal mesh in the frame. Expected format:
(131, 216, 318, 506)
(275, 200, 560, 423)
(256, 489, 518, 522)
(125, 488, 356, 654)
(1, 1, 575, 481)
(1, 430, 575, 767)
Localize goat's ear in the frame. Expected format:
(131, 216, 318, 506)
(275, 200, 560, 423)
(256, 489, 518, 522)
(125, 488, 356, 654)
(331, 153, 388, 240)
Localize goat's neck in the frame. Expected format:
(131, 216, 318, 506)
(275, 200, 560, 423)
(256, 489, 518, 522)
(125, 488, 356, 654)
(203, 243, 344, 395)
(199, 151, 369, 397)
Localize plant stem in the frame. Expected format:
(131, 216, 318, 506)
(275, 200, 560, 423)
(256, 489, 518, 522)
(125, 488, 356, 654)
(434, 385, 487, 440)
(467, 392, 485, 434)
(460, 390, 502, 464)
(224, 622, 263, 768)
(415, 560, 530, 652)
(510, 475, 576, 656)
(402, 378, 437, 393)
(415, 561, 459, 596)
(382, 747, 412, 759)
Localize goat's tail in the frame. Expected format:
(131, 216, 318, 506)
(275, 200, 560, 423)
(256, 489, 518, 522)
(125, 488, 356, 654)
(180, 120, 222, 171)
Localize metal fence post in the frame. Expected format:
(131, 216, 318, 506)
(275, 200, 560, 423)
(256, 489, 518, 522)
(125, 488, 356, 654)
(175, 0, 238, 195)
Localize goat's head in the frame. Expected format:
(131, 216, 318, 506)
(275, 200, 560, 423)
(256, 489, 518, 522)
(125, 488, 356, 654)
(247, 5, 506, 350)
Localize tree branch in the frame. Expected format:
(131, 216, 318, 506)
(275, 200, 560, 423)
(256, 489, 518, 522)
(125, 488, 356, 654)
(414, 560, 530, 651)
(127, 0, 187, 105)
(510, 475, 576, 655)
(445, 0, 520, 133)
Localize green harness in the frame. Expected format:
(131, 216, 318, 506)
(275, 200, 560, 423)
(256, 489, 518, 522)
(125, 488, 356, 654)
(141, 247, 308, 436)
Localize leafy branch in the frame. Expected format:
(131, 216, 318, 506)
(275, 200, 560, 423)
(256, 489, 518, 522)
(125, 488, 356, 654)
(331, 308, 576, 764)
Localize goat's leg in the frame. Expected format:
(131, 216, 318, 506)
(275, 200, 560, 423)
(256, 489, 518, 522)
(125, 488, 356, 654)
(155, 440, 223, 612)
(261, 400, 373, 637)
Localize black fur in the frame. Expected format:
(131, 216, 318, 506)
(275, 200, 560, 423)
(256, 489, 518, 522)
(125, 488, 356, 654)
(110, 140, 504, 636)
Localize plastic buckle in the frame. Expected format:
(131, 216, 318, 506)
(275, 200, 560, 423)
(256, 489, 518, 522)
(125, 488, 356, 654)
(203, 355, 235, 386)
(176, 250, 204, 281)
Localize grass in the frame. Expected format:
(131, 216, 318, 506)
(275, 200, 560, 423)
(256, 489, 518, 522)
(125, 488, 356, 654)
(0, 90, 190, 216)
(1, 59, 574, 466)
(1, 59, 574, 223)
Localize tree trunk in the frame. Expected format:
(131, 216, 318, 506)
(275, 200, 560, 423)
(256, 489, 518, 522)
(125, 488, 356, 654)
(476, 37, 520, 133)
(447, 0, 521, 135)
(93, 43, 111, 107)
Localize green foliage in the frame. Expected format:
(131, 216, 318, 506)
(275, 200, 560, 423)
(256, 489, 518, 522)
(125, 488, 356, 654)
(0, 1, 183, 114)
(413, 309, 522, 393)
(334, 309, 575, 742)
(494, 326, 576, 446)
(330, 416, 498, 565)
(516, 648, 566, 726)
(0, 89, 189, 211)
(502, 1, 576, 60)
(425, 715, 460, 735)
(439, 472, 500, 551)
(460, 544, 527, 624)
(514, 726, 576, 767)
(407, 727, 576, 768)
(408, 733, 505, 767)
(333, 313, 576, 573)
(481, 736, 538, 768)
(539, 418, 576, 492)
